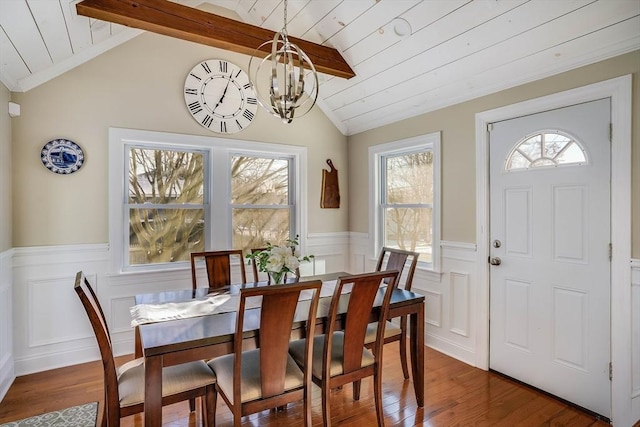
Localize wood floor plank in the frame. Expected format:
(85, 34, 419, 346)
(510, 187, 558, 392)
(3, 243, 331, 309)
(0, 345, 610, 426)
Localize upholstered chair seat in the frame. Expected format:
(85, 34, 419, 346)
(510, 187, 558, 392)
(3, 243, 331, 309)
(117, 358, 217, 408)
(208, 349, 304, 404)
(289, 331, 375, 379)
(364, 321, 402, 344)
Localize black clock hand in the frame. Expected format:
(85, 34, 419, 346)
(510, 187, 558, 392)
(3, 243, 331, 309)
(213, 78, 231, 112)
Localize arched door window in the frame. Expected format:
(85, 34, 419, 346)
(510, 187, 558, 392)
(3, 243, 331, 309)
(505, 131, 587, 171)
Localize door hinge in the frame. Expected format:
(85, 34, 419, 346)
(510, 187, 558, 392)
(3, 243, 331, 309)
(609, 243, 612, 261)
(487, 123, 493, 132)
(609, 362, 613, 381)
(609, 123, 613, 142)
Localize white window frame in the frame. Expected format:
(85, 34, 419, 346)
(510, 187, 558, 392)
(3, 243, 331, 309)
(109, 127, 307, 273)
(369, 132, 441, 271)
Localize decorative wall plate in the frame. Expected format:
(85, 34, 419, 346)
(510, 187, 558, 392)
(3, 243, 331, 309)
(41, 138, 85, 174)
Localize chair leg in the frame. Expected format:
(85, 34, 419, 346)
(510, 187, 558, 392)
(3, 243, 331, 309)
(399, 336, 409, 380)
(303, 394, 312, 427)
(373, 371, 384, 427)
(399, 320, 409, 380)
(322, 384, 331, 427)
(203, 385, 216, 427)
(233, 405, 242, 427)
(352, 379, 361, 400)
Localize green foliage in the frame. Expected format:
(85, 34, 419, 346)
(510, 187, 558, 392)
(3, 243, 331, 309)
(245, 235, 313, 278)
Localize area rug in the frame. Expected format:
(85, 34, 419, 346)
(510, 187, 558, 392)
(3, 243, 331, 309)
(0, 402, 97, 427)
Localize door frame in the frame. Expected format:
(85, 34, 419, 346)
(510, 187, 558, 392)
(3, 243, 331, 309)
(474, 75, 632, 425)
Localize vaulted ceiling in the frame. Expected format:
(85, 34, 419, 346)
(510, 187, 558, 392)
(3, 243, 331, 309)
(1, 0, 639, 135)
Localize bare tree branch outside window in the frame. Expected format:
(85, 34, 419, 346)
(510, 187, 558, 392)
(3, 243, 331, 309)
(127, 150, 294, 266)
(383, 151, 433, 262)
(231, 156, 291, 253)
(128, 148, 205, 265)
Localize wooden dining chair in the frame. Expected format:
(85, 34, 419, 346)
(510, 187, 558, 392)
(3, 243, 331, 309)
(74, 271, 216, 427)
(364, 246, 419, 379)
(289, 270, 399, 427)
(190, 249, 247, 290)
(250, 247, 301, 283)
(207, 280, 323, 427)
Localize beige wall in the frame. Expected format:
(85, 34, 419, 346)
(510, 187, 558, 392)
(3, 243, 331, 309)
(0, 83, 11, 252)
(11, 33, 348, 247)
(348, 50, 640, 258)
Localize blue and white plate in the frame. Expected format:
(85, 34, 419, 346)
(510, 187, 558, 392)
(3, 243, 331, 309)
(41, 138, 85, 174)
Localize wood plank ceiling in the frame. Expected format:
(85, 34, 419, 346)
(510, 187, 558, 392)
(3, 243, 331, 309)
(1, 0, 639, 136)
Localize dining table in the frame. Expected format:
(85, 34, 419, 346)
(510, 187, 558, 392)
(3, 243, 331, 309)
(132, 272, 425, 427)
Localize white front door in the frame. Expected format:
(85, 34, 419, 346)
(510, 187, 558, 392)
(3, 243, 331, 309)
(488, 99, 611, 417)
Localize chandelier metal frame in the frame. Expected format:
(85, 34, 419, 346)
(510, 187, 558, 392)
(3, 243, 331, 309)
(248, 0, 319, 123)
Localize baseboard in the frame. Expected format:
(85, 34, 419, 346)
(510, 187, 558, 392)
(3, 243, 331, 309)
(426, 331, 476, 367)
(15, 346, 100, 376)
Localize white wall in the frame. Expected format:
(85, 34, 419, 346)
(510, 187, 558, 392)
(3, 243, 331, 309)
(6, 233, 348, 377)
(350, 235, 479, 364)
(2, 241, 640, 427)
(632, 259, 640, 423)
(0, 84, 14, 402)
(0, 249, 14, 401)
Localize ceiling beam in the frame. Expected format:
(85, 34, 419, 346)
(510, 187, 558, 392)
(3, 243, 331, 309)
(76, 0, 355, 79)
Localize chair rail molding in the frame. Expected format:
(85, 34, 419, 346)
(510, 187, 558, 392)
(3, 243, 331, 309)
(4, 238, 638, 427)
(6, 234, 349, 376)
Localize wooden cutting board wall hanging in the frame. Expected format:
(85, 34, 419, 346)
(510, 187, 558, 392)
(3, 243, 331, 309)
(321, 159, 340, 208)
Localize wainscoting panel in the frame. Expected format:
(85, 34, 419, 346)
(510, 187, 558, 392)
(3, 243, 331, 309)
(348, 235, 478, 365)
(0, 249, 14, 402)
(424, 290, 442, 328)
(4, 239, 639, 425)
(422, 241, 477, 364)
(632, 259, 640, 424)
(449, 272, 470, 337)
(12, 245, 109, 376)
(27, 273, 97, 347)
(8, 235, 347, 376)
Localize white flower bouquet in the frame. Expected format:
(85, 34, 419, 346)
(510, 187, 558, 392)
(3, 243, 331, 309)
(246, 235, 313, 284)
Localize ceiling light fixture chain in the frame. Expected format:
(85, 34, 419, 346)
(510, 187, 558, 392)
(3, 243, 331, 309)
(248, 0, 319, 124)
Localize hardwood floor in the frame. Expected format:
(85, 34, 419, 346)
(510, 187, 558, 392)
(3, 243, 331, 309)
(0, 345, 609, 426)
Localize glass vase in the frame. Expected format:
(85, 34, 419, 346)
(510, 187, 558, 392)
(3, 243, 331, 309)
(268, 271, 285, 285)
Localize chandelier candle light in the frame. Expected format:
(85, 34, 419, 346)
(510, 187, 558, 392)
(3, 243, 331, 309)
(248, 0, 319, 123)
(246, 235, 314, 285)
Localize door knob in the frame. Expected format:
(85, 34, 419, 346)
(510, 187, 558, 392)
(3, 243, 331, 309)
(489, 257, 502, 266)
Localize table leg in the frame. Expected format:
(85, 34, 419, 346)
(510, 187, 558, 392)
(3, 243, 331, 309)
(409, 304, 425, 407)
(145, 355, 163, 427)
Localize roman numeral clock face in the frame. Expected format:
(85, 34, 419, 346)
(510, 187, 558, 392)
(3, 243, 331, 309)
(184, 59, 258, 134)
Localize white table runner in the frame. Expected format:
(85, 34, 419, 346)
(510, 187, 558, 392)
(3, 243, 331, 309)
(130, 280, 341, 326)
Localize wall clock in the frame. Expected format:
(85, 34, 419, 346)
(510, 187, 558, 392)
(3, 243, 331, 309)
(184, 59, 258, 134)
(41, 138, 85, 174)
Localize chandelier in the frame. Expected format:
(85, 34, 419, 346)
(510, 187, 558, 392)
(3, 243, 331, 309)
(248, 0, 319, 123)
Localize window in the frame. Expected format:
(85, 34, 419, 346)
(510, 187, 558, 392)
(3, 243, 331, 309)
(505, 131, 587, 171)
(127, 146, 207, 266)
(370, 133, 441, 270)
(109, 128, 306, 272)
(231, 155, 293, 250)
